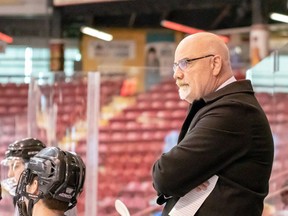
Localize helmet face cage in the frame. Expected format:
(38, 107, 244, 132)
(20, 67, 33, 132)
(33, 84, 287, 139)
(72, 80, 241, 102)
(16, 147, 86, 209)
(0, 138, 46, 196)
(1, 157, 26, 193)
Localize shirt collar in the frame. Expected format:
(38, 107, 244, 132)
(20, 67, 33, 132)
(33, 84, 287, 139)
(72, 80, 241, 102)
(202, 79, 255, 104)
(216, 76, 237, 91)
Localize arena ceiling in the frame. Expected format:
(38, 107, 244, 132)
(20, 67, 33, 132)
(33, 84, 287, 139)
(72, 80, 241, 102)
(0, 0, 287, 38)
(59, 0, 287, 37)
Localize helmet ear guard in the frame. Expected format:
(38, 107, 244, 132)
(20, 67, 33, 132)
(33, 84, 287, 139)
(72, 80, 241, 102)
(15, 147, 86, 211)
(17, 199, 28, 216)
(15, 169, 39, 202)
(15, 169, 38, 216)
(16, 197, 35, 216)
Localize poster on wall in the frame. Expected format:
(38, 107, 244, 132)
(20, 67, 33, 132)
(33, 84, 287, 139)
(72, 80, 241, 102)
(0, 0, 47, 16)
(88, 40, 135, 60)
(145, 32, 175, 90)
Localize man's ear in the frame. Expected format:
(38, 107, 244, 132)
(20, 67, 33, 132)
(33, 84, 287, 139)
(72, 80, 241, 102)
(211, 55, 222, 76)
(27, 179, 38, 195)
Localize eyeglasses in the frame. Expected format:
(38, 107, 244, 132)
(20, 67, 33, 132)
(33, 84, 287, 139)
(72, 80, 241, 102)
(173, 54, 215, 73)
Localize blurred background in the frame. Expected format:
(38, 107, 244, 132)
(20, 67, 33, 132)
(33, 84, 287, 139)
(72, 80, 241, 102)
(0, 0, 288, 215)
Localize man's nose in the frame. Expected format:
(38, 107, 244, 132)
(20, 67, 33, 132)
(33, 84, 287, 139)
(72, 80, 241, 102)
(173, 67, 184, 80)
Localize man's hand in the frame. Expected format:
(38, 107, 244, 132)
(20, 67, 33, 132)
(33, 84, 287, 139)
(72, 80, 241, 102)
(196, 181, 210, 191)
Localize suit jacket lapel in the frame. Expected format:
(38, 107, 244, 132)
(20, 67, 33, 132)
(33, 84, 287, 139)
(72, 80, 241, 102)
(178, 99, 206, 143)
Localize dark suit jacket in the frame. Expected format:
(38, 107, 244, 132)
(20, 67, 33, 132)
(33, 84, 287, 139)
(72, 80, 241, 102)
(152, 80, 274, 216)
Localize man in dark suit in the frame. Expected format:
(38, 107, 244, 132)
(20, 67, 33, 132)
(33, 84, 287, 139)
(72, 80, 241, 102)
(152, 32, 274, 216)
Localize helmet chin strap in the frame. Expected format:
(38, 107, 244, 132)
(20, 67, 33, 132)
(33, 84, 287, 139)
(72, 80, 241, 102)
(17, 199, 29, 216)
(27, 199, 34, 216)
(17, 195, 42, 216)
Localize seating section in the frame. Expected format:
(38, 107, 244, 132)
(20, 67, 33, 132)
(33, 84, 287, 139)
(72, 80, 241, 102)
(255, 92, 288, 203)
(38, 77, 124, 142)
(75, 79, 188, 215)
(0, 77, 125, 216)
(0, 83, 29, 215)
(0, 79, 287, 215)
(50, 82, 288, 216)
(89, 88, 288, 215)
(0, 83, 29, 149)
(0, 77, 124, 147)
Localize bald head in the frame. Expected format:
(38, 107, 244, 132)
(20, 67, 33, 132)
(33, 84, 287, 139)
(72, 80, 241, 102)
(173, 32, 234, 103)
(175, 32, 232, 74)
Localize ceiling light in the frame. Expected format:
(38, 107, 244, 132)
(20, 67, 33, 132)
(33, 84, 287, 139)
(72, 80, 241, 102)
(270, 13, 288, 23)
(0, 32, 13, 44)
(160, 20, 229, 43)
(80, 26, 113, 41)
